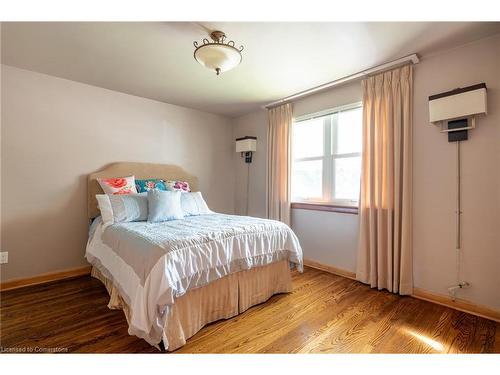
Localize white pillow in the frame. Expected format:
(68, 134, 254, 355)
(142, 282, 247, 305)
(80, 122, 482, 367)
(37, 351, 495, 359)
(181, 192, 212, 216)
(96, 193, 148, 228)
(96, 195, 114, 228)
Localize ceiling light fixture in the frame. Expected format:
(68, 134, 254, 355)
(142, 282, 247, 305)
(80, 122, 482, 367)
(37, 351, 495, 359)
(193, 30, 244, 76)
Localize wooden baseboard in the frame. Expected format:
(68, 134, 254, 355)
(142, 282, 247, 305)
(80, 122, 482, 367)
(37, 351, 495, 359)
(0, 265, 91, 292)
(302, 259, 500, 323)
(303, 258, 357, 280)
(412, 288, 500, 323)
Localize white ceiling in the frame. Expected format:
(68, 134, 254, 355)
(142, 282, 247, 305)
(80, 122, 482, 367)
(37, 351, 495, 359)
(2, 22, 500, 117)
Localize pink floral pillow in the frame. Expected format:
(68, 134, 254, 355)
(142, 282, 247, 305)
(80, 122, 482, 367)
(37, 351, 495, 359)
(97, 176, 138, 195)
(165, 180, 191, 193)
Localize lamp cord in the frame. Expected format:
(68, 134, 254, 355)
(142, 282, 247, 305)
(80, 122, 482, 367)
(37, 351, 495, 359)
(456, 141, 461, 285)
(246, 162, 250, 216)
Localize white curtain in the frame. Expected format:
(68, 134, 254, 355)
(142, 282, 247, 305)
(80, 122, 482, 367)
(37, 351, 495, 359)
(267, 103, 293, 226)
(356, 65, 413, 295)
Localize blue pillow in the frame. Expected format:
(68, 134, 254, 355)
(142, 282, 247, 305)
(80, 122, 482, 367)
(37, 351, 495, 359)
(147, 190, 184, 223)
(135, 179, 167, 193)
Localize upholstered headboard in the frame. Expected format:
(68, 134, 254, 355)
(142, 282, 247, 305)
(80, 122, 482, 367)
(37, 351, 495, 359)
(87, 162, 198, 219)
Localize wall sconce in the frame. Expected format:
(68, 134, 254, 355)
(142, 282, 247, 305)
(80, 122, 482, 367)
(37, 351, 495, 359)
(235, 136, 257, 163)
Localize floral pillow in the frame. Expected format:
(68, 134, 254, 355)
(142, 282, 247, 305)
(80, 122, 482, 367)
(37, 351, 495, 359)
(165, 180, 191, 193)
(135, 179, 167, 193)
(97, 176, 138, 195)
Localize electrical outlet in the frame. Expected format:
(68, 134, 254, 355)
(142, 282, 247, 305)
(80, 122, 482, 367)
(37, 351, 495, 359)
(0, 252, 8, 264)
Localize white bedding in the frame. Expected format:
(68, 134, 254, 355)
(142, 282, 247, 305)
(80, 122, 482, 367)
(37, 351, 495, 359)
(85, 213, 303, 348)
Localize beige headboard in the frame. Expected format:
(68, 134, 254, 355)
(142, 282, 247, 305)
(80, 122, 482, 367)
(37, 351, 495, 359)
(87, 162, 198, 219)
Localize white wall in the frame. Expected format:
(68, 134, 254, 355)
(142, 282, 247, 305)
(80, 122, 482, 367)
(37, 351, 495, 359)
(291, 209, 359, 272)
(412, 34, 500, 310)
(233, 34, 500, 311)
(1, 65, 234, 281)
(233, 110, 268, 218)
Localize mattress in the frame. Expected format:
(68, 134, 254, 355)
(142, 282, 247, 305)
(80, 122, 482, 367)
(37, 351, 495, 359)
(85, 213, 303, 347)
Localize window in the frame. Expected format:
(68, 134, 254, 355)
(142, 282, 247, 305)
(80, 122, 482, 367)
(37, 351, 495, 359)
(291, 103, 362, 207)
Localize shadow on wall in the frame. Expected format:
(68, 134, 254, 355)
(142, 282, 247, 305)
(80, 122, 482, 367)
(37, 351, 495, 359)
(1, 174, 90, 282)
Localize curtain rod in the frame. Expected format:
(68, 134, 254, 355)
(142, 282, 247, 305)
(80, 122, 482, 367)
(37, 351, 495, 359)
(263, 53, 419, 109)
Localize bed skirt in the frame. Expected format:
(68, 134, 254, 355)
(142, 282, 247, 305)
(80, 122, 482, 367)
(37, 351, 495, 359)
(91, 260, 293, 351)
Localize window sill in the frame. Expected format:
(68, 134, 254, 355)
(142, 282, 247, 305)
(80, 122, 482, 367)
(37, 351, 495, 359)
(291, 202, 359, 215)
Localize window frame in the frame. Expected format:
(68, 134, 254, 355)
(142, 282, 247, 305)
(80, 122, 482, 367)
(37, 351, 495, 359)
(291, 102, 362, 209)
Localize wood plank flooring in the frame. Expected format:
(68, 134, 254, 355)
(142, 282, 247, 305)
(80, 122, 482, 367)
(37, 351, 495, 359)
(1, 267, 498, 353)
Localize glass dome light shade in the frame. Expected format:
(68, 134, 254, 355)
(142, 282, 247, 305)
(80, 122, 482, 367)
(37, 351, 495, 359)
(194, 43, 242, 75)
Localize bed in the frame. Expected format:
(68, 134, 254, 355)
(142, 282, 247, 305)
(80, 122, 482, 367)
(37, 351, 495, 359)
(85, 162, 303, 351)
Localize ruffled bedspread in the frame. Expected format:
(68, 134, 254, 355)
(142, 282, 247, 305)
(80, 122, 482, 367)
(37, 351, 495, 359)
(85, 213, 303, 347)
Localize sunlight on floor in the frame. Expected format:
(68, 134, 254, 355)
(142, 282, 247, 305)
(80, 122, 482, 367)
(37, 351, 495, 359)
(405, 329, 444, 352)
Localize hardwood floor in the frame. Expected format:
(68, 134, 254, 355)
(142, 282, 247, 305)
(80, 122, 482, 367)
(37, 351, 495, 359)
(1, 267, 498, 353)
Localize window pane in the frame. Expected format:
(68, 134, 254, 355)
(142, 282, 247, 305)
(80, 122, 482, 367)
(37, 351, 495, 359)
(334, 156, 361, 201)
(293, 118, 323, 159)
(336, 107, 362, 154)
(292, 160, 322, 200)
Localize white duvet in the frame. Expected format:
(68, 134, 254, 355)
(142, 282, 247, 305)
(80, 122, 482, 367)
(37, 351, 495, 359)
(85, 213, 303, 348)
